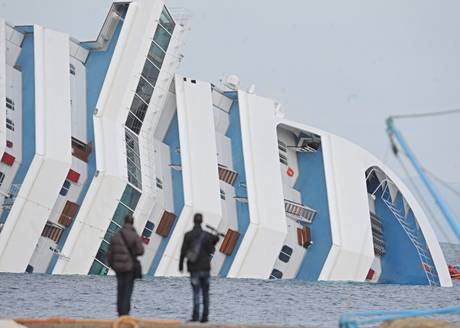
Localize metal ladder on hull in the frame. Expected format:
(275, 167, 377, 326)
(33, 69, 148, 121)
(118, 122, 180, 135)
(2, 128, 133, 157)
(381, 182, 439, 286)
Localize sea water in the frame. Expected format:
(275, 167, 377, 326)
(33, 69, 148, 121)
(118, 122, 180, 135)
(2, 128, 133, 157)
(0, 244, 459, 327)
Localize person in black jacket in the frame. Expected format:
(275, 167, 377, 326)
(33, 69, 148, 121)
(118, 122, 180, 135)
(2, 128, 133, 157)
(107, 214, 144, 316)
(179, 213, 219, 323)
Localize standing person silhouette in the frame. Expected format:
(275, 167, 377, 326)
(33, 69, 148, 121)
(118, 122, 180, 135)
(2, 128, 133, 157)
(179, 213, 220, 323)
(107, 214, 144, 316)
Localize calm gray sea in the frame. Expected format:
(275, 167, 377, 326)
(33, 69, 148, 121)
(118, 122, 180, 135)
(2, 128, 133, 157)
(0, 244, 459, 327)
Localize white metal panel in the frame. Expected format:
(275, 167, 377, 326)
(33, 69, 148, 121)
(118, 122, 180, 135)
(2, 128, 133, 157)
(4, 24, 23, 67)
(0, 26, 72, 272)
(0, 20, 6, 158)
(155, 77, 222, 276)
(227, 91, 287, 279)
(69, 58, 87, 142)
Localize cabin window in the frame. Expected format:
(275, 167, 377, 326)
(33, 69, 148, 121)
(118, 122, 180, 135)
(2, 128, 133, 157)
(60, 179, 71, 196)
(0, 172, 5, 186)
(153, 24, 172, 52)
(278, 245, 293, 263)
(220, 189, 226, 200)
(136, 77, 154, 104)
(270, 268, 283, 279)
(141, 60, 160, 87)
(156, 178, 163, 189)
(6, 118, 14, 131)
(6, 97, 14, 110)
(159, 7, 175, 34)
(69, 64, 76, 75)
(142, 220, 155, 238)
(278, 140, 288, 165)
(147, 41, 166, 68)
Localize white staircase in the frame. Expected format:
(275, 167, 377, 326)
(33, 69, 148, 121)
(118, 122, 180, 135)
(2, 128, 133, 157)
(1, 184, 22, 211)
(284, 199, 316, 224)
(381, 182, 439, 286)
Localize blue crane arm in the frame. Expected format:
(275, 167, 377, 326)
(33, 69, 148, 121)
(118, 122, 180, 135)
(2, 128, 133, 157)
(386, 117, 460, 240)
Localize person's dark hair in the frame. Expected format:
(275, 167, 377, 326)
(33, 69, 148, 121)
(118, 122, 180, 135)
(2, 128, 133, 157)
(193, 213, 203, 225)
(124, 214, 134, 225)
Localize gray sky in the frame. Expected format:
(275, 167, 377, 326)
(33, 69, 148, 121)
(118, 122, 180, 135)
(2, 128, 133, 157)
(1, 0, 459, 242)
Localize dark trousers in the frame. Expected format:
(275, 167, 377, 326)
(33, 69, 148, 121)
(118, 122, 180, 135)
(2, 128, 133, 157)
(116, 271, 134, 316)
(190, 271, 210, 321)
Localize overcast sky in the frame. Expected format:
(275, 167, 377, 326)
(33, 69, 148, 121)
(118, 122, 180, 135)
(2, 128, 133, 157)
(1, 0, 459, 242)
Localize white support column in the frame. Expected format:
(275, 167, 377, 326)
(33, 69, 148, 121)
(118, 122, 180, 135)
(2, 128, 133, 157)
(227, 91, 287, 279)
(0, 26, 72, 272)
(155, 76, 222, 276)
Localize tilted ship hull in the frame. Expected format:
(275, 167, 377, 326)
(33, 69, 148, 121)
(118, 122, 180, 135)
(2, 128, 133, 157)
(0, 0, 451, 286)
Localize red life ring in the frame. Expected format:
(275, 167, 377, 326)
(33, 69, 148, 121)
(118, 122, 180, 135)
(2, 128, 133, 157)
(287, 167, 295, 177)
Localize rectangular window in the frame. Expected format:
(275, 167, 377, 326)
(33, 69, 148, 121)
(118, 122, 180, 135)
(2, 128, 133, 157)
(278, 245, 293, 263)
(129, 95, 149, 123)
(269, 268, 283, 279)
(125, 129, 142, 189)
(141, 60, 160, 86)
(103, 222, 121, 244)
(6, 97, 14, 110)
(88, 259, 109, 275)
(125, 113, 143, 135)
(220, 189, 226, 200)
(159, 7, 175, 34)
(156, 177, 163, 189)
(112, 202, 133, 226)
(60, 179, 71, 196)
(127, 163, 142, 189)
(120, 184, 141, 210)
(135, 77, 154, 105)
(279, 153, 288, 165)
(69, 64, 76, 75)
(147, 42, 165, 68)
(142, 220, 155, 238)
(0, 172, 4, 186)
(153, 24, 172, 52)
(6, 118, 14, 131)
(278, 140, 287, 152)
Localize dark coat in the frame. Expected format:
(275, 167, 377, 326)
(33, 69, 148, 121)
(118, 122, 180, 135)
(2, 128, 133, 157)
(107, 224, 144, 273)
(179, 225, 220, 273)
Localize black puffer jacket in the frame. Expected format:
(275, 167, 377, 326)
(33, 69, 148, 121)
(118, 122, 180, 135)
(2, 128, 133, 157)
(107, 224, 144, 273)
(179, 225, 219, 273)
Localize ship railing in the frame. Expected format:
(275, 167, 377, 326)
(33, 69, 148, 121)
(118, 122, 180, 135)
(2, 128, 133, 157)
(284, 199, 316, 224)
(1, 183, 22, 211)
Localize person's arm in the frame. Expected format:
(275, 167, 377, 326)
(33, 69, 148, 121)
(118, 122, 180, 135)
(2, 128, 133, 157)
(179, 234, 188, 272)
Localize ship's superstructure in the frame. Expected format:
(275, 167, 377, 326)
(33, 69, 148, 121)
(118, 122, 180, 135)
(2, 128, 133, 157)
(0, 0, 452, 286)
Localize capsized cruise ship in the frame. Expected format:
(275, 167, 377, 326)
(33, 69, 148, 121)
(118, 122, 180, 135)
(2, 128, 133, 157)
(0, 0, 452, 286)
